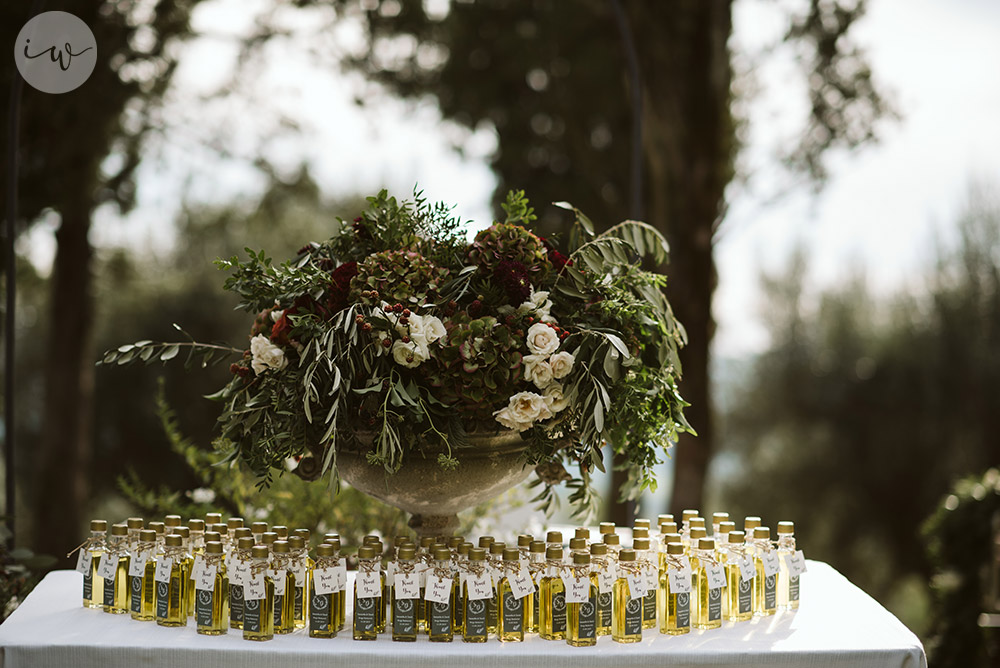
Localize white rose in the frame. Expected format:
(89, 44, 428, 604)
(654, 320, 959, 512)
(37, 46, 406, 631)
(549, 351, 575, 379)
(526, 322, 560, 356)
(543, 383, 570, 413)
(250, 334, 288, 375)
(493, 406, 532, 432)
(530, 290, 551, 309)
(507, 391, 553, 424)
(523, 353, 554, 389)
(423, 315, 447, 344)
(391, 339, 429, 368)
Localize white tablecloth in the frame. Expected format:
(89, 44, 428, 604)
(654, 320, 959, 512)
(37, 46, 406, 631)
(0, 562, 926, 668)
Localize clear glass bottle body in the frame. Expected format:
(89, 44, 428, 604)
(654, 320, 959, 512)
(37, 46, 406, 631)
(242, 574, 274, 641)
(272, 561, 295, 635)
(102, 536, 129, 614)
(754, 542, 778, 617)
(196, 564, 230, 635)
(693, 551, 722, 630)
(155, 549, 188, 627)
(307, 557, 338, 638)
(131, 557, 156, 621)
(612, 576, 642, 643)
(526, 552, 545, 633)
(294, 550, 313, 629)
(391, 562, 418, 642)
(82, 533, 105, 609)
(497, 577, 525, 642)
(539, 568, 566, 640)
(725, 551, 753, 622)
(353, 559, 382, 640)
(590, 557, 612, 636)
(461, 582, 488, 643)
(777, 535, 800, 610)
(229, 548, 249, 629)
(566, 576, 598, 647)
(428, 561, 454, 642)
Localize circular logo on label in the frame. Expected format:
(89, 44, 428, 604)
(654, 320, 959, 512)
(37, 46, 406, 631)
(709, 587, 721, 602)
(504, 595, 521, 612)
(132, 577, 142, 592)
(599, 592, 612, 606)
(14, 12, 97, 94)
(677, 592, 689, 607)
(231, 586, 243, 601)
(580, 601, 594, 616)
(468, 599, 485, 615)
(625, 599, 641, 614)
(553, 593, 566, 612)
(356, 596, 374, 611)
(396, 599, 413, 613)
(766, 575, 776, 588)
(156, 582, 168, 598)
(312, 594, 329, 611)
(432, 601, 449, 612)
(198, 590, 213, 606)
(739, 579, 751, 594)
(245, 598, 259, 611)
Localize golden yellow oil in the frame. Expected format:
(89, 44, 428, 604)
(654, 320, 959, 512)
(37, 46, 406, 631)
(566, 579, 597, 647)
(195, 572, 230, 635)
(694, 567, 722, 629)
(497, 579, 525, 642)
(612, 578, 642, 643)
(83, 550, 104, 609)
(375, 572, 387, 633)
(451, 572, 463, 635)
(778, 554, 800, 610)
(754, 558, 777, 616)
(243, 578, 274, 641)
(180, 556, 194, 618)
(130, 560, 156, 621)
(428, 585, 454, 642)
(103, 556, 129, 614)
(274, 572, 295, 634)
(726, 563, 753, 622)
(155, 565, 187, 627)
(391, 589, 418, 641)
(308, 587, 336, 638)
(461, 582, 488, 643)
(539, 575, 566, 640)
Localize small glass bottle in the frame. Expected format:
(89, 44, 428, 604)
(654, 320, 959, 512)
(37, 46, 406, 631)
(612, 548, 643, 643)
(633, 537, 657, 630)
(724, 531, 753, 622)
(568, 537, 588, 557)
(147, 521, 166, 556)
(427, 546, 454, 642)
(692, 537, 723, 630)
(130, 529, 157, 621)
(452, 542, 472, 635)
(229, 535, 254, 629)
(659, 541, 691, 635)
(188, 519, 206, 556)
(602, 532, 622, 560)
(539, 546, 566, 640)
(204, 512, 223, 527)
(125, 517, 144, 549)
(155, 534, 188, 627)
(271, 540, 295, 634)
(752, 526, 778, 616)
(327, 538, 346, 632)
(416, 536, 435, 633)
(566, 552, 597, 647)
(589, 543, 613, 636)
(102, 523, 130, 614)
(195, 540, 229, 635)
(744, 516, 762, 538)
(171, 526, 194, 617)
(243, 545, 274, 641)
(354, 545, 383, 640)
(486, 541, 506, 634)
(289, 535, 310, 629)
(391, 545, 419, 641)
(598, 522, 617, 540)
(164, 515, 182, 534)
(308, 543, 339, 638)
(776, 521, 801, 610)
(272, 525, 289, 540)
(497, 548, 526, 642)
(370, 539, 387, 633)
(80, 519, 107, 609)
(526, 540, 546, 634)
(462, 547, 490, 643)
(251, 521, 268, 544)
(712, 512, 730, 538)
(516, 534, 533, 563)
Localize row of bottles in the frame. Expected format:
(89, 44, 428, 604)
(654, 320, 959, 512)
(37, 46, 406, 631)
(73, 510, 806, 644)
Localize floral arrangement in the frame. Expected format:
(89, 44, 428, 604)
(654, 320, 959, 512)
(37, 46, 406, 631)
(101, 190, 692, 519)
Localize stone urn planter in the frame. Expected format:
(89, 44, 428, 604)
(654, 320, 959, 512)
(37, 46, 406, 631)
(294, 431, 532, 536)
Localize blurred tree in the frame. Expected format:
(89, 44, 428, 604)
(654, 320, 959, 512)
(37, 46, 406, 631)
(718, 186, 1000, 633)
(309, 0, 892, 517)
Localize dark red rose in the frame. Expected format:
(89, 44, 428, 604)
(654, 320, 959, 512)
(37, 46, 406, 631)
(549, 249, 571, 272)
(326, 261, 359, 314)
(493, 259, 532, 304)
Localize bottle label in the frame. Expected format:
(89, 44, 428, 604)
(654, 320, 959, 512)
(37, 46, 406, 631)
(551, 590, 566, 633)
(707, 584, 722, 621)
(230, 583, 244, 622)
(674, 592, 690, 629)
(597, 591, 612, 627)
(576, 597, 596, 639)
(502, 592, 523, 632)
(424, 574, 451, 604)
(625, 572, 646, 601)
(273, 593, 284, 627)
(706, 564, 727, 590)
(762, 552, 781, 578)
(738, 556, 756, 582)
(509, 567, 534, 599)
(464, 597, 487, 637)
(196, 589, 215, 627)
(294, 584, 303, 620)
(128, 551, 148, 578)
(354, 596, 377, 634)
(790, 575, 800, 601)
(624, 597, 642, 635)
(309, 592, 331, 632)
(103, 573, 116, 607)
(643, 588, 656, 623)
(82, 567, 93, 600)
(243, 597, 262, 633)
(764, 573, 777, 609)
(393, 597, 416, 635)
(154, 558, 173, 584)
(668, 565, 692, 594)
(738, 574, 753, 613)
(313, 567, 339, 595)
(563, 575, 590, 604)
(356, 572, 381, 599)
(97, 552, 118, 581)
(394, 572, 420, 600)
(466, 573, 492, 601)
(76, 549, 93, 575)
(429, 600, 451, 636)
(155, 580, 169, 619)
(130, 574, 143, 613)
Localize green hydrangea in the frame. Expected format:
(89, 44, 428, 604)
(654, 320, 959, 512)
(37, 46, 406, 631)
(349, 249, 450, 306)
(467, 223, 552, 281)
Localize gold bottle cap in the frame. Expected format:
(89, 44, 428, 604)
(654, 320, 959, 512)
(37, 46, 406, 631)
(227, 517, 245, 530)
(208, 524, 227, 535)
(719, 521, 737, 534)
(589, 543, 608, 556)
(251, 545, 269, 559)
(777, 521, 795, 534)
(569, 538, 587, 551)
(139, 529, 156, 542)
(237, 537, 255, 550)
(448, 536, 464, 549)
(173, 526, 190, 539)
(164, 515, 182, 528)
(633, 519, 651, 530)
(233, 527, 252, 541)
(433, 547, 451, 561)
(358, 545, 378, 560)
(289, 536, 305, 550)
(633, 538, 650, 551)
(754, 527, 771, 540)
(602, 533, 620, 546)
(661, 532, 682, 544)
(420, 536, 436, 548)
(598, 522, 616, 535)
(712, 512, 730, 523)
(529, 540, 546, 554)
(165, 534, 183, 547)
(545, 546, 563, 560)
(188, 519, 205, 532)
(546, 530, 564, 544)
(503, 548, 520, 562)
(315, 543, 335, 558)
(728, 531, 746, 544)
(690, 527, 707, 540)
(261, 532, 278, 546)
(391, 535, 409, 548)
(681, 509, 699, 521)
(744, 516, 762, 531)
(458, 542, 472, 556)
(111, 523, 128, 536)
(666, 542, 684, 555)
(205, 512, 223, 525)
(619, 549, 636, 562)
(206, 541, 224, 555)
(469, 547, 486, 562)
(398, 545, 416, 560)
(251, 522, 269, 534)
(90, 520, 108, 532)
(632, 527, 649, 539)
(324, 533, 341, 543)
(690, 517, 706, 529)
(489, 542, 506, 556)
(518, 534, 534, 548)
(148, 521, 165, 535)
(659, 521, 678, 534)
(204, 532, 222, 545)
(294, 528, 311, 541)
(325, 538, 341, 551)
(272, 525, 289, 539)
(126, 517, 144, 530)
(371, 540, 384, 555)
(698, 538, 716, 551)
(572, 552, 590, 566)
(478, 536, 494, 548)
(657, 514, 675, 524)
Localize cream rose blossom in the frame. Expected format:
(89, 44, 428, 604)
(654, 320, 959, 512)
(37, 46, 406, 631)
(493, 391, 553, 431)
(391, 339, 429, 368)
(526, 322, 559, 356)
(250, 334, 288, 374)
(549, 351, 575, 379)
(543, 382, 569, 413)
(523, 353, 555, 389)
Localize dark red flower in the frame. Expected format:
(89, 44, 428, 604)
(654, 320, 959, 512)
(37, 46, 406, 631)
(493, 259, 532, 304)
(326, 261, 359, 314)
(549, 249, 571, 272)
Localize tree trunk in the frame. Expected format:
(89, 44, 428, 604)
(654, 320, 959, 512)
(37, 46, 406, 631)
(34, 203, 94, 563)
(634, 1, 734, 516)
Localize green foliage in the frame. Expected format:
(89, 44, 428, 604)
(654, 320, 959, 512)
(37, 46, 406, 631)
(0, 521, 56, 621)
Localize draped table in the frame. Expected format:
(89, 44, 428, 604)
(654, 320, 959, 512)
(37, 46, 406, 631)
(0, 561, 926, 668)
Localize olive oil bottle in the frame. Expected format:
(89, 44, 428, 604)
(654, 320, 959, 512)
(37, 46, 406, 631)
(126, 517, 144, 548)
(565, 552, 597, 647)
(308, 543, 339, 638)
(452, 542, 471, 635)
(659, 541, 691, 635)
(633, 537, 657, 630)
(776, 521, 801, 610)
(391, 545, 419, 642)
(427, 547, 454, 642)
(270, 540, 295, 634)
(462, 547, 490, 643)
(243, 545, 275, 641)
(589, 543, 613, 636)
(724, 531, 753, 622)
(752, 526, 778, 616)
(486, 541, 506, 634)
(497, 548, 526, 642)
(612, 549, 643, 643)
(79, 519, 107, 609)
(101, 523, 130, 614)
(171, 526, 194, 617)
(289, 535, 311, 629)
(129, 529, 157, 621)
(229, 536, 254, 630)
(354, 545, 383, 640)
(195, 540, 229, 635)
(326, 538, 346, 632)
(155, 534, 188, 627)
(692, 538, 724, 630)
(188, 519, 206, 556)
(526, 540, 546, 633)
(539, 546, 566, 640)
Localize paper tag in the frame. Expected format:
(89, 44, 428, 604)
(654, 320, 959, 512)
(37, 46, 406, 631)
(191, 556, 206, 581)
(668, 564, 692, 594)
(645, 568, 659, 592)
(467, 573, 493, 601)
(96, 552, 118, 580)
(424, 574, 451, 604)
(231, 559, 249, 587)
(625, 571, 646, 601)
(269, 569, 287, 596)
(598, 569, 615, 595)
(509, 567, 535, 600)
(563, 575, 591, 604)
(356, 572, 382, 599)
(738, 555, 756, 582)
(706, 563, 727, 590)
(196, 563, 218, 591)
(394, 572, 420, 600)
(385, 560, 396, 586)
(786, 550, 807, 576)
(76, 549, 93, 575)
(294, 561, 307, 581)
(313, 568, 339, 595)
(154, 557, 173, 584)
(246, 572, 266, 600)
(762, 552, 781, 578)
(128, 550, 148, 577)
(333, 560, 347, 592)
